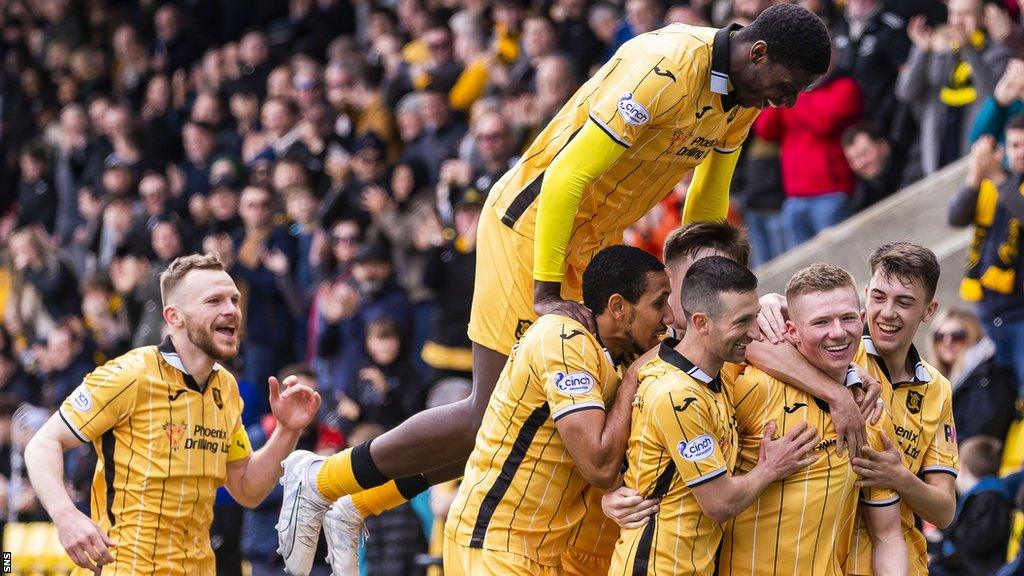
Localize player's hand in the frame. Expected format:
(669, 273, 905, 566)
(269, 375, 321, 433)
(852, 433, 910, 490)
(827, 382, 867, 459)
(755, 293, 789, 344)
(601, 486, 659, 529)
(850, 365, 884, 425)
(54, 507, 115, 574)
(535, 296, 597, 334)
(759, 421, 820, 482)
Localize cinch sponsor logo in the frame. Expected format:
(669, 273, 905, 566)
(554, 372, 595, 395)
(677, 434, 715, 462)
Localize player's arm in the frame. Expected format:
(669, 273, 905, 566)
(555, 345, 653, 488)
(27, 360, 137, 573)
(852, 432, 957, 528)
(26, 415, 116, 572)
(533, 119, 626, 330)
(690, 420, 819, 523)
(225, 375, 320, 507)
(863, 502, 907, 576)
(681, 148, 741, 224)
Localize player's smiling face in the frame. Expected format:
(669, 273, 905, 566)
(707, 290, 761, 364)
(787, 287, 863, 378)
(175, 269, 242, 361)
(865, 269, 937, 357)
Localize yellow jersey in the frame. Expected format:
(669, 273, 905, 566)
(485, 23, 759, 278)
(719, 366, 900, 576)
(608, 340, 738, 576)
(847, 332, 959, 575)
(445, 315, 622, 566)
(59, 336, 251, 576)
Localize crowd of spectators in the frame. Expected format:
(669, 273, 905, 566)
(5, 0, 1024, 573)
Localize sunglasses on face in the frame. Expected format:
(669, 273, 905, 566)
(933, 330, 968, 344)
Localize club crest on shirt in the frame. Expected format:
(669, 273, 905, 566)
(553, 371, 595, 395)
(677, 434, 715, 462)
(163, 421, 187, 450)
(618, 92, 650, 126)
(906, 390, 924, 414)
(515, 319, 533, 340)
(212, 387, 223, 409)
(70, 386, 92, 412)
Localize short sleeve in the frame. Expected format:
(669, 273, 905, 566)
(539, 324, 607, 421)
(587, 53, 697, 147)
(59, 359, 141, 442)
(921, 393, 959, 477)
(651, 388, 728, 487)
(860, 412, 901, 506)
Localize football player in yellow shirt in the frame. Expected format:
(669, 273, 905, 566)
(719, 263, 906, 576)
(25, 254, 321, 576)
(278, 9, 831, 571)
(608, 256, 821, 575)
(444, 245, 671, 575)
(750, 242, 957, 575)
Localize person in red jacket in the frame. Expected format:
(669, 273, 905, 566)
(754, 45, 864, 251)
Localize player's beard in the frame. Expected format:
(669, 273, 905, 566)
(184, 317, 238, 361)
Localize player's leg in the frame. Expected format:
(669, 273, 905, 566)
(278, 210, 533, 574)
(321, 461, 468, 575)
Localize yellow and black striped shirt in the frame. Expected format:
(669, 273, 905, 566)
(59, 336, 251, 576)
(445, 315, 621, 566)
(484, 23, 759, 274)
(719, 366, 899, 576)
(847, 332, 959, 576)
(608, 340, 738, 576)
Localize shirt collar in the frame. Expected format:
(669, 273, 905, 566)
(658, 338, 722, 392)
(158, 335, 222, 392)
(711, 23, 743, 108)
(861, 328, 933, 386)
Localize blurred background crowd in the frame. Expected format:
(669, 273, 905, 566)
(5, 0, 1024, 574)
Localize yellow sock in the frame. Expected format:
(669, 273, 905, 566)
(316, 449, 362, 500)
(350, 481, 409, 518)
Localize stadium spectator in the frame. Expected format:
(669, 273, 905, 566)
(16, 143, 57, 235)
(421, 186, 481, 383)
(400, 89, 467, 187)
(732, 135, 785, 266)
(842, 122, 914, 211)
(340, 319, 423, 433)
(7, 227, 79, 334)
(927, 308, 1017, 444)
(228, 184, 300, 395)
(897, 0, 1010, 175)
(970, 58, 1024, 144)
(931, 436, 1012, 576)
(950, 118, 1024, 394)
(754, 44, 863, 250)
(832, 0, 911, 131)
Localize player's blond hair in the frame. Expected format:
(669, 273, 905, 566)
(160, 253, 226, 305)
(785, 262, 856, 301)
